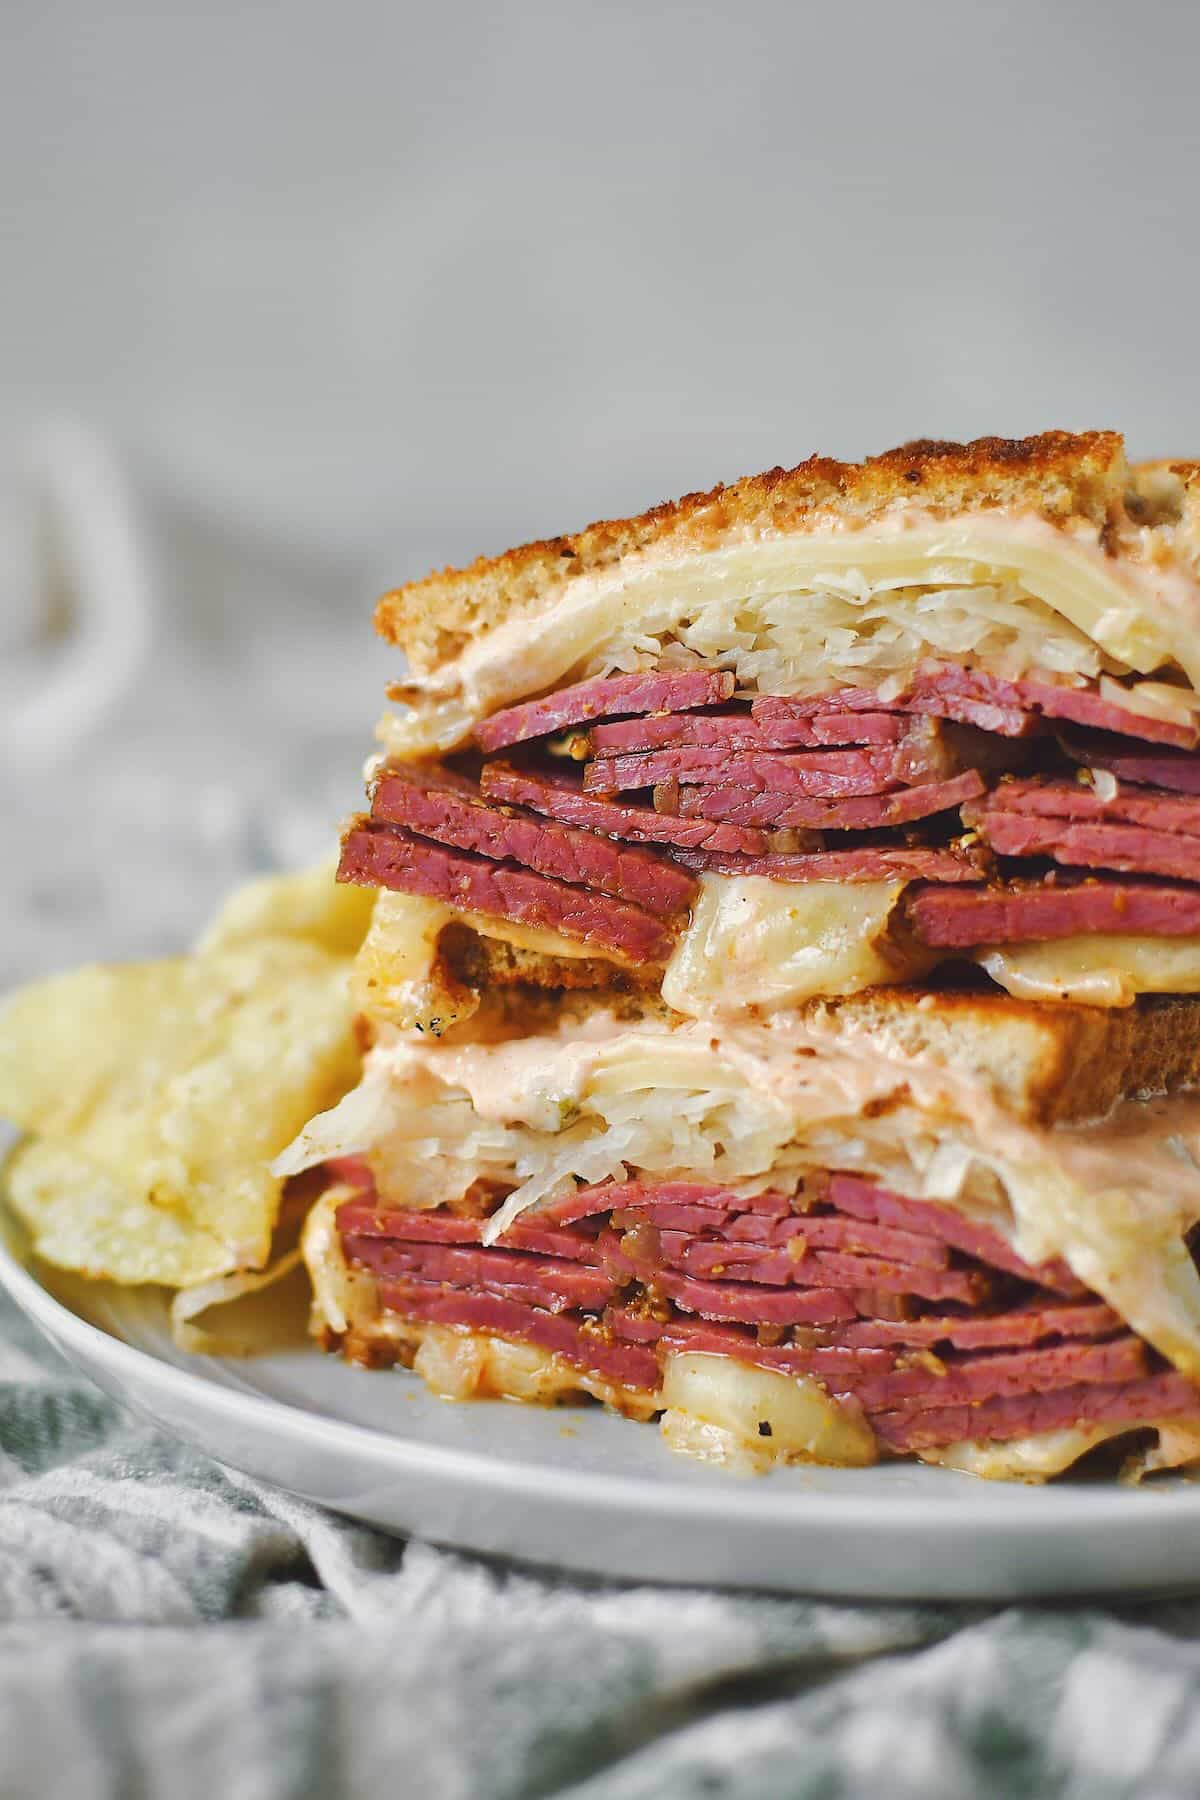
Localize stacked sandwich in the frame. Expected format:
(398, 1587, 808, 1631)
(282, 432, 1200, 1476)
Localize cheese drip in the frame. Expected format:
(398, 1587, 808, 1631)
(980, 937, 1200, 1007)
(355, 879, 926, 1030)
(662, 876, 930, 1013)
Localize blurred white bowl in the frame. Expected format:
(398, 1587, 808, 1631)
(0, 421, 153, 769)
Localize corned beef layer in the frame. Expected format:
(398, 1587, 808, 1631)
(339, 663, 1200, 961)
(331, 1163, 1200, 1455)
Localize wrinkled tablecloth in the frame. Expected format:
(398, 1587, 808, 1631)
(5, 1287, 1200, 1799)
(4, 435, 1200, 1799)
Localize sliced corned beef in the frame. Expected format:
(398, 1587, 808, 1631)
(654, 1236, 987, 1304)
(335, 1201, 605, 1265)
(611, 1201, 743, 1234)
(970, 778, 1200, 833)
(873, 1370, 1200, 1451)
(585, 718, 958, 798)
(1020, 680, 1198, 748)
(907, 877, 1200, 946)
(668, 844, 985, 884)
(370, 761, 695, 916)
(752, 669, 1033, 738)
(583, 744, 909, 798)
(542, 1181, 795, 1226)
(976, 670, 1197, 747)
(1060, 732, 1200, 795)
(478, 761, 773, 854)
(754, 666, 1199, 747)
(1094, 752, 1200, 796)
(649, 1316, 895, 1386)
(809, 711, 914, 747)
(342, 1164, 1200, 1460)
(603, 1308, 896, 1387)
(652, 1270, 860, 1326)
(652, 1236, 791, 1284)
(589, 713, 814, 755)
(475, 670, 736, 753)
(827, 1174, 1084, 1295)
(974, 811, 1200, 883)
(750, 686, 911, 722)
(588, 710, 907, 755)
(835, 1300, 1123, 1352)
(345, 1236, 618, 1313)
(674, 768, 986, 830)
(365, 655, 1200, 960)
(906, 667, 1040, 737)
(853, 1334, 1148, 1413)
(601, 1308, 664, 1344)
(338, 822, 674, 962)
(624, 1207, 952, 1268)
(377, 1279, 661, 1390)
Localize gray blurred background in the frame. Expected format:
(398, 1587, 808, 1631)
(2, 0, 1198, 978)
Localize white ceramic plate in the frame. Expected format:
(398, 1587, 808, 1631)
(5, 1204, 1200, 1600)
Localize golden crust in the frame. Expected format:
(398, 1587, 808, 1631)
(404, 975, 1200, 1129)
(438, 924, 657, 996)
(800, 986, 1200, 1127)
(360, 962, 1200, 1129)
(316, 1313, 658, 1415)
(377, 431, 1128, 674)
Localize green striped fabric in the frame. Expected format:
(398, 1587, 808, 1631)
(3, 1288, 1200, 1800)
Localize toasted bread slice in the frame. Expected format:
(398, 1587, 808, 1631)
(358, 936, 1200, 1127)
(798, 986, 1200, 1127)
(380, 432, 1127, 672)
(438, 922, 657, 996)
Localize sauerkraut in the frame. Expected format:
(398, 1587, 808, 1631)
(581, 579, 1110, 696)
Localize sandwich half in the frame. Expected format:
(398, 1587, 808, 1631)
(282, 432, 1200, 1477)
(283, 983, 1200, 1477)
(351, 430, 1200, 1013)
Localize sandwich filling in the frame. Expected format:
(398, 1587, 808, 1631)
(361, 437, 1200, 1010)
(379, 508, 1200, 757)
(280, 1000, 1200, 1472)
(304, 1161, 1200, 1475)
(341, 660, 1200, 1010)
(299, 436, 1200, 1479)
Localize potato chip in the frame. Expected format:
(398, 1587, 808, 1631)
(0, 937, 361, 1271)
(169, 1249, 309, 1354)
(5, 1137, 234, 1287)
(197, 855, 376, 957)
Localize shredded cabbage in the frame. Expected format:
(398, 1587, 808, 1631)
(580, 579, 1110, 695)
(275, 1016, 1022, 1251)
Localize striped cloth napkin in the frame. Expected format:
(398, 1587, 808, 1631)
(3, 1288, 1200, 1799)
